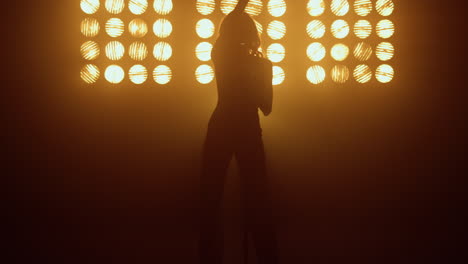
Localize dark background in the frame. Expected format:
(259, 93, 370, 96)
(6, 1, 467, 263)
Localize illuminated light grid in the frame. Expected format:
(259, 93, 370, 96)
(81, 41, 100, 60)
(331, 65, 350, 84)
(353, 42, 373, 61)
(268, 0, 286, 17)
(105, 65, 125, 84)
(307, 65, 326, 84)
(376, 0, 394, 16)
(105, 0, 125, 14)
(272, 66, 285, 86)
(129, 0, 148, 15)
(81, 64, 100, 84)
(196, 42, 213, 62)
(154, 0, 173, 15)
(106, 18, 125, 38)
(354, 20, 372, 39)
(196, 64, 215, 84)
(153, 18, 173, 38)
(307, 42, 326, 62)
(153, 65, 172, 84)
(307, 0, 325, 17)
(153, 41, 173, 61)
(105, 41, 125, 60)
(331, 0, 350, 17)
(129, 64, 148, 84)
(331, 43, 349, 61)
(129, 19, 148, 38)
(267, 43, 286, 63)
(376, 64, 394, 83)
(129, 42, 149, 61)
(197, 0, 216, 15)
(354, 0, 372, 16)
(196, 18, 215, 39)
(376, 19, 394, 39)
(81, 0, 100, 15)
(353, 64, 372, 83)
(331, 19, 350, 39)
(81, 18, 100, 38)
(267, 20, 286, 40)
(307, 20, 325, 39)
(376, 42, 394, 61)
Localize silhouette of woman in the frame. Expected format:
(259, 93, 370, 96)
(199, 1, 278, 263)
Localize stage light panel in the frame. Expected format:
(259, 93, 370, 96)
(268, 0, 286, 17)
(331, 0, 350, 17)
(376, 0, 394, 16)
(307, 65, 326, 84)
(331, 65, 349, 84)
(267, 20, 286, 40)
(197, 0, 216, 15)
(81, 18, 100, 38)
(376, 64, 394, 83)
(105, 65, 125, 84)
(354, 0, 372, 16)
(153, 18, 173, 38)
(196, 42, 213, 62)
(81, 41, 100, 60)
(129, 0, 148, 15)
(353, 64, 372, 83)
(81, 64, 100, 84)
(354, 20, 372, 39)
(106, 18, 125, 38)
(129, 65, 148, 84)
(196, 18, 215, 39)
(154, 0, 173, 15)
(307, 20, 325, 39)
(267, 43, 286, 63)
(129, 42, 149, 61)
(105, 41, 125, 60)
(153, 65, 172, 84)
(196, 65, 215, 84)
(153, 41, 173, 61)
(376, 42, 394, 61)
(129, 19, 148, 38)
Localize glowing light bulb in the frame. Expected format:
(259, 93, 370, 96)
(307, 0, 325, 17)
(353, 64, 372, 83)
(129, 65, 148, 84)
(154, 0, 173, 15)
(354, 20, 372, 39)
(376, 64, 394, 83)
(196, 0, 216, 15)
(331, 0, 349, 16)
(307, 65, 326, 84)
(81, 0, 100, 14)
(153, 65, 172, 84)
(105, 65, 125, 84)
(129, 19, 148, 38)
(353, 42, 372, 61)
(272, 66, 285, 85)
(331, 65, 349, 84)
(81, 41, 100, 60)
(267, 43, 286, 63)
(81, 18, 100, 37)
(105, 0, 125, 14)
(221, 0, 237, 15)
(129, 0, 148, 15)
(153, 42, 173, 61)
(307, 20, 325, 39)
(105, 41, 125, 60)
(153, 19, 173, 38)
(267, 20, 286, 40)
(129, 42, 148, 61)
(81, 64, 100, 84)
(268, 0, 286, 17)
(376, 19, 394, 39)
(307, 42, 326, 62)
(196, 19, 215, 39)
(196, 42, 213, 62)
(331, 43, 349, 61)
(196, 64, 215, 84)
(376, 42, 394, 61)
(331, 19, 350, 39)
(354, 0, 372, 16)
(376, 0, 394, 16)
(245, 0, 263, 16)
(106, 18, 125, 38)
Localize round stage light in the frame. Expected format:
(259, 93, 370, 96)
(353, 64, 372, 83)
(196, 18, 215, 39)
(105, 0, 125, 14)
(331, 19, 350, 39)
(376, 64, 394, 83)
(353, 42, 372, 61)
(331, 65, 349, 84)
(376, 0, 394, 16)
(106, 18, 125, 37)
(129, 0, 148, 15)
(153, 42, 173, 61)
(81, 18, 100, 37)
(272, 66, 285, 85)
(307, 0, 325, 17)
(376, 19, 394, 39)
(307, 42, 326, 62)
(153, 65, 172, 84)
(154, 0, 173, 15)
(376, 42, 394, 61)
(268, 0, 286, 17)
(221, 0, 237, 15)
(81, 64, 100, 84)
(354, 20, 372, 39)
(197, 0, 216, 15)
(81, 41, 100, 60)
(267, 20, 286, 40)
(196, 42, 213, 62)
(331, 0, 349, 16)
(331, 43, 349, 61)
(196, 65, 215, 84)
(129, 42, 148, 61)
(105, 41, 125, 60)
(129, 65, 148, 84)
(245, 0, 263, 16)
(81, 0, 100, 14)
(153, 18, 173, 38)
(105, 65, 125, 84)
(129, 19, 148, 38)
(307, 65, 326, 84)
(354, 0, 372, 16)
(267, 43, 285, 63)
(307, 20, 325, 39)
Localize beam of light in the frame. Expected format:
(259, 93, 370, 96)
(376, 0, 394, 16)
(153, 65, 172, 84)
(331, 19, 350, 39)
(196, 42, 213, 62)
(268, 0, 286, 17)
(106, 18, 125, 38)
(81, 0, 100, 14)
(153, 18, 173, 38)
(254, 20, 263, 35)
(353, 42, 372, 61)
(307, 0, 325, 17)
(105, 0, 125, 14)
(81, 64, 100, 83)
(153, 41, 173, 61)
(307, 65, 325, 84)
(267, 43, 285, 63)
(354, 20, 372, 39)
(376, 64, 394, 83)
(105, 41, 125, 60)
(353, 64, 372, 83)
(196, 18, 215, 39)
(245, 0, 263, 16)
(272, 66, 285, 86)
(331, 43, 349, 61)
(196, 64, 215, 84)
(129, 42, 148, 61)
(307, 42, 326, 62)
(129, 65, 148, 84)
(221, 0, 237, 15)
(105, 65, 125, 84)
(376, 19, 394, 39)
(307, 20, 325, 39)
(129, 19, 148, 38)
(154, 0, 173, 15)
(376, 42, 394, 61)
(81, 18, 100, 38)
(197, 0, 216, 15)
(129, 0, 148, 15)
(80, 41, 100, 60)
(354, 0, 372, 16)
(331, 0, 349, 16)
(331, 65, 349, 84)
(267, 20, 286, 40)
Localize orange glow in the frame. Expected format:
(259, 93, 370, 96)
(129, 65, 148, 84)
(307, 42, 326, 62)
(268, 0, 286, 17)
(153, 19, 173, 38)
(354, 0, 372, 16)
(272, 66, 285, 85)
(307, 65, 325, 84)
(376, 42, 394, 61)
(307, 0, 325, 17)
(196, 64, 215, 84)
(197, 0, 216, 15)
(106, 18, 125, 38)
(81, 41, 100, 60)
(105, 0, 125, 14)
(267, 43, 286, 63)
(81, 64, 100, 83)
(376, 64, 394, 83)
(81, 0, 100, 14)
(153, 42, 173, 61)
(154, 0, 173, 15)
(376, 0, 394, 16)
(267, 20, 286, 40)
(153, 65, 172, 84)
(377, 19, 395, 39)
(105, 65, 125, 84)
(129, 0, 148, 15)
(331, 20, 350, 39)
(81, 18, 100, 37)
(307, 20, 325, 39)
(196, 19, 215, 39)
(331, 0, 350, 16)
(353, 64, 372, 83)
(354, 20, 372, 39)
(129, 19, 148, 38)
(353, 42, 373, 61)
(129, 42, 148, 61)
(331, 65, 349, 84)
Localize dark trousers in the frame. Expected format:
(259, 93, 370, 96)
(199, 121, 279, 264)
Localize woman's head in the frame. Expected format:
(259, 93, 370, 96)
(216, 11, 261, 54)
